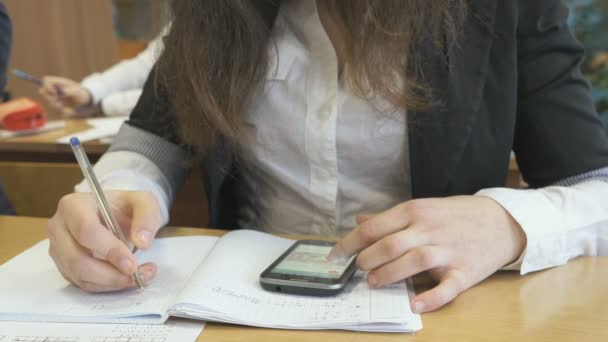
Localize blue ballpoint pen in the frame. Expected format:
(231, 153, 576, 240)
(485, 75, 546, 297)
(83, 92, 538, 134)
(12, 68, 65, 96)
(69, 137, 145, 289)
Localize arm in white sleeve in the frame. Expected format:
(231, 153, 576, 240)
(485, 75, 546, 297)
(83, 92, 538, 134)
(75, 120, 191, 226)
(477, 167, 608, 274)
(100, 89, 143, 117)
(75, 150, 173, 225)
(81, 26, 166, 105)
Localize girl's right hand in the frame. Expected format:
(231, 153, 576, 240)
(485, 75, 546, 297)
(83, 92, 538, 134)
(46, 191, 164, 292)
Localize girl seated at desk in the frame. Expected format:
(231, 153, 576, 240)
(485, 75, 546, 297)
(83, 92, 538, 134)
(46, 0, 608, 313)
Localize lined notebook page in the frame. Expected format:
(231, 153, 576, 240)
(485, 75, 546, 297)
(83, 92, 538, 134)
(175, 230, 420, 331)
(0, 236, 218, 324)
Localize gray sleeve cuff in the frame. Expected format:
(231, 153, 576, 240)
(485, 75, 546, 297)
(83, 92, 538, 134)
(108, 123, 191, 193)
(554, 166, 608, 187)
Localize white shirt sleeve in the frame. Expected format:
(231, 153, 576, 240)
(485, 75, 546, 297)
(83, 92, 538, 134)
(74, 150, 172, 225)
(100, 89, 143, 117)
(80, 26, 167, 106)
(478, 176, 608, 274)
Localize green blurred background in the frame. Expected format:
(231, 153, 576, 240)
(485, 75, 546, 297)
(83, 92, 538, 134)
(566, 0, 608, 124)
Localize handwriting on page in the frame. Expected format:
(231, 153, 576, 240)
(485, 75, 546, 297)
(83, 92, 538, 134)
(0, 237, 217, 324)
(53, 269, 177, 318)
(201, 272, 409, 325)
(91, 323, 175, 342)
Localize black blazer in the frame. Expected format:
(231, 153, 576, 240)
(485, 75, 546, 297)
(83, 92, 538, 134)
(126, 0, 608, 228)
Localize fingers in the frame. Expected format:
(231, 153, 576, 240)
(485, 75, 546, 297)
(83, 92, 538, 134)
(411, 270, 467, 313)
(57, 194, 137, 275)
(38, 87, 63, 109)
(58, 255, 157, 293)
(75, 263, 156, 292)
(48, 215, 157, 292)
(74, 263, 157, 292)
(127, 192, 164, 250)
(328, 203, 414, 262)
(47, 192, 166, 293)
(52, 234, 135, 290)
(39, 76, 91, 109)
(356, 227, 429, 271)
(40, 76, 68, 99)
(366, 245, 448, 287)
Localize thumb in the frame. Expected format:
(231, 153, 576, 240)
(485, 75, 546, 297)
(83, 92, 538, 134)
(60, 84, 81, 97)
(42, 77, 69, 95)
(128, 192, 164, 250)
(62, 84, 90, 105)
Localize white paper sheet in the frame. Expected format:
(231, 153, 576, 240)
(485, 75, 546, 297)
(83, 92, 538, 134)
(0, 319, 204, 342)
(0, 236, 218, 324)
(56, 117, 125, 143)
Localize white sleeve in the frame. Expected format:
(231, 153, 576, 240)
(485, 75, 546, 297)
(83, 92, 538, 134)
(81, 28, 165, 105)
(477, 173, 608, 274)
(100, 89, 143, 117)
(75, 151, 172, 225)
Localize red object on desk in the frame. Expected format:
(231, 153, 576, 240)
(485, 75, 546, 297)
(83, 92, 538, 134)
(0, 98, 47, 131)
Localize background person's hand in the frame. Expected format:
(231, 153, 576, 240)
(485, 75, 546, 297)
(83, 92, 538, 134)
(46, 191, 164, 292)
(328, 196, 527, 313)
(38, 76, 93, 116)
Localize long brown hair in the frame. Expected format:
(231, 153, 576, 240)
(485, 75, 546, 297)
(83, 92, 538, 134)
(156, 0, 468, 155)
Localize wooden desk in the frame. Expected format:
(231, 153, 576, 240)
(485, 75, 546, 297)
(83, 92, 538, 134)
(0, 120, 208, 227)
(0, 120, 108, 163)
(2, 216, 606, 342)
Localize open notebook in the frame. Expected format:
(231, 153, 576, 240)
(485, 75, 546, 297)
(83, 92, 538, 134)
(0, 230, 422, 332)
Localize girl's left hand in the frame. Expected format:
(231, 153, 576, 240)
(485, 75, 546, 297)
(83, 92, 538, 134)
(328, 195, 527, 313)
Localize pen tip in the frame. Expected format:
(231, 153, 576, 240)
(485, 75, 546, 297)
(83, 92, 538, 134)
(69, 137, 81, 147)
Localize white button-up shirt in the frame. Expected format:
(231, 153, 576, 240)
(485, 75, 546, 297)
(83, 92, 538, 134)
(236, 0, 410, 236)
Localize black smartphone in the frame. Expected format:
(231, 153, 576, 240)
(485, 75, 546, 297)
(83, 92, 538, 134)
(259, 240, 357, 296)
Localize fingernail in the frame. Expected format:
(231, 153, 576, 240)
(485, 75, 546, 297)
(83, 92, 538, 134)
(326, 247, 346, 264)
(368, 274, 378, 288)
(326, 255, 347, 265)
(119, 258, 134, 274)
(142, 269, 154, 281)
(138, 230, 152, 247)
(413, 301, 425, 314)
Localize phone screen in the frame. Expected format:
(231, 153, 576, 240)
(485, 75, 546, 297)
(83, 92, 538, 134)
(271, 243, 355, 279)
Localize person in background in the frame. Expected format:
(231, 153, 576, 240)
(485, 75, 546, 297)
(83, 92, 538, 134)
(38, 27, 166, 117)
(0, 2, 14, 215)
